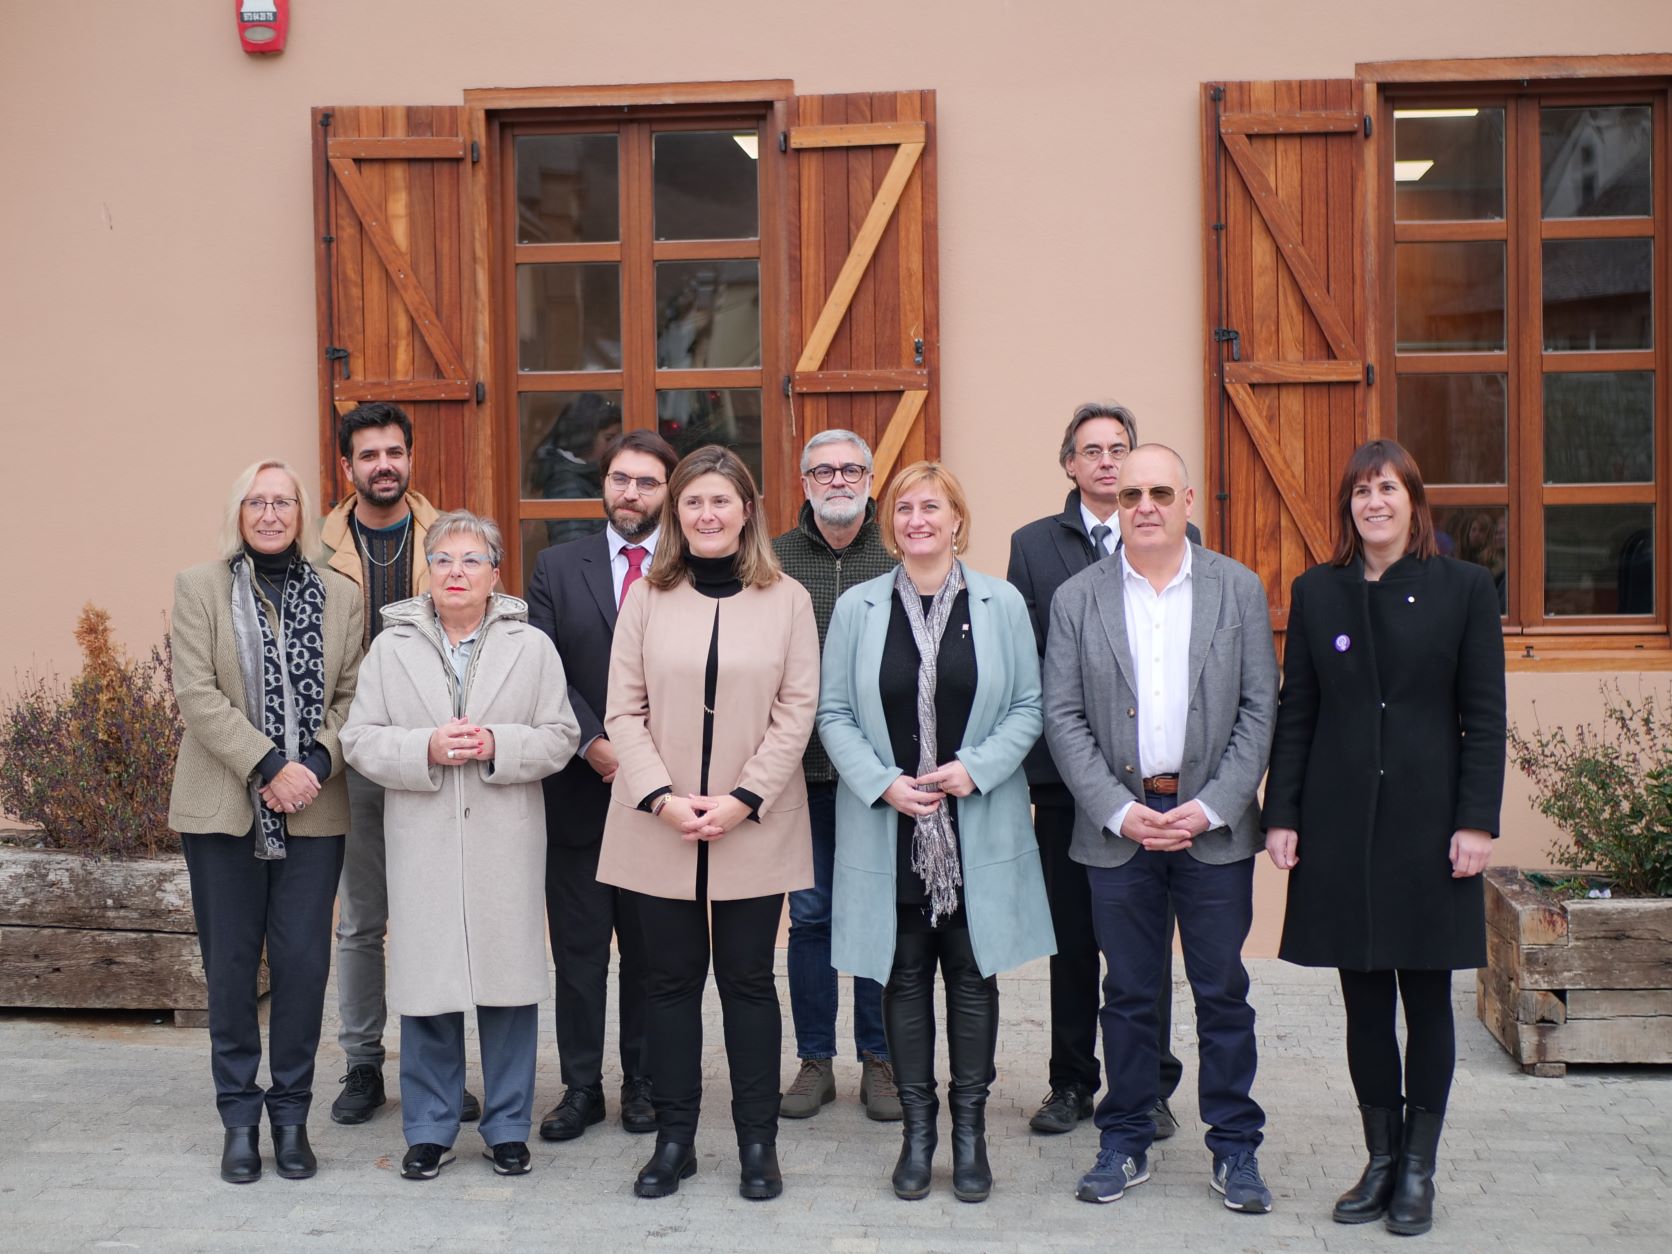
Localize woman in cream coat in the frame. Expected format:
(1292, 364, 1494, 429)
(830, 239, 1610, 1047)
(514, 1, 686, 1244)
(343, 510, 579, 1181)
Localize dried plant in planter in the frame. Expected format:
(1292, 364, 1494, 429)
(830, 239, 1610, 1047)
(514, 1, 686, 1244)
(0, 605, 183, 859)
(1507, 680, 1672, 899)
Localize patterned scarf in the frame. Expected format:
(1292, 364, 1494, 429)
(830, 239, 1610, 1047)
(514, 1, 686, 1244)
(894, 559, 967, 925)
(230, 553, 327, 860)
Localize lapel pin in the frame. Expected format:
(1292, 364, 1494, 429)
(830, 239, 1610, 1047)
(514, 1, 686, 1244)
(1407, 595, 1417, 603)
(1334, 634, 1352, 653)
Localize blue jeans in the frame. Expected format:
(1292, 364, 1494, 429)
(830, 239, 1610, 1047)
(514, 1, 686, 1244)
(1086, 792, 1264, 1160)
(786, 781, 888, 1060)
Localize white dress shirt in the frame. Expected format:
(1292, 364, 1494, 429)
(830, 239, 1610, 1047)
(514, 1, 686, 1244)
(1107, 545, 1223, 836)
(606, 523, 660, 607)
(1079, 501, 1119, 557)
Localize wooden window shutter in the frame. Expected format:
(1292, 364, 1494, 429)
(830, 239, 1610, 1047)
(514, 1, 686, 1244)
(786, 91, 939, 519)
(311, 106, 485, 515)
(1202, 80, 1369, 636)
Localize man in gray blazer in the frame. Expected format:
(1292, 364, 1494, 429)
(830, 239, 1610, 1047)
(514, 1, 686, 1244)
(1043, 445, 1277, 1214)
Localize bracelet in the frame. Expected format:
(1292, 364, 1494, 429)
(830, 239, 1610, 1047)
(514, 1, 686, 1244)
(651, 794, 670, 817)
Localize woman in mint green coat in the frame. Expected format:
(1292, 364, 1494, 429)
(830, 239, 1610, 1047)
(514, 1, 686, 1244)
(818, 461, 1053, 1206)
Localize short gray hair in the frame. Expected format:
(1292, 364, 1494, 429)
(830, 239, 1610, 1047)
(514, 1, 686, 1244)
(1058, 401, 1139, 466)
(424, 509, 504, 568)
(800, 428, 874, 474)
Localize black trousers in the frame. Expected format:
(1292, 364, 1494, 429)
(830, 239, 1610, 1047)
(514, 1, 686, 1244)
(1034, 795, 1182, 1098)
(1338, 968, 1456, 1113)
(634, 884, 784, 1147)
(883, 913, 998, 1104)
(545, 835, 648, 1092)
(181, 830, 344, 1127)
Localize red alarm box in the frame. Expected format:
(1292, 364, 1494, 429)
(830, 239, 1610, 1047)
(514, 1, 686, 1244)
(237, 0, 289, 54)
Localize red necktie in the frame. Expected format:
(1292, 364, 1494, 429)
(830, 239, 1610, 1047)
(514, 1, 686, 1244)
(620, 546, 647, 608)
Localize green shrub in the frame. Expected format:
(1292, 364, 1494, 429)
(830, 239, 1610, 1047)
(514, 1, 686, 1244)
(0, 605, 183, 859)
(1508, 681, 1672, 898)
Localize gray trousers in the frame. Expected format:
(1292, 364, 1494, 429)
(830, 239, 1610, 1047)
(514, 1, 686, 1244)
(400, 1005, 538, 1148)
(336, 767, 388, 1068)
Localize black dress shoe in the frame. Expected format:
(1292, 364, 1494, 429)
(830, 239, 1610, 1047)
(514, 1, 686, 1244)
(620, 1077, 656, 1134)
(461, 1090, 481, 1123)
(330, 1064, 385, 1125)
(738, 1142, 783, 1201)
(1029, 1084, 1093, 1134)
(634, 1141, 697, 1198)
(483, 1141, 533, 1176)
(1150, 1097, 1179, 1141)
(539, 1086, 605, 1142)
(272, 1124, 317, 1179)
(220, 1126, 261, 1184)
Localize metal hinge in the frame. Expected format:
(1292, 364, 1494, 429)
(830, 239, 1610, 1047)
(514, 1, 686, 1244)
(324, 345, 350, 379)
(470, 140, 480, 163)
(779, 131, 788, 153)
(1363, 115, 1373, 138)
(1209, 85, 1224, 103)
(1365, 363, 1375, 386)
(475, 381, 486, 404)
(913, 337, 925, 366)
(782, 374, 793, 397)
(1212, 327, 1242, 362)
(319, 111, 333, 129)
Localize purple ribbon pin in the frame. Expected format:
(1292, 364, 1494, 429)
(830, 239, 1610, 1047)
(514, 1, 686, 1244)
(1333, 634, 1352, 653)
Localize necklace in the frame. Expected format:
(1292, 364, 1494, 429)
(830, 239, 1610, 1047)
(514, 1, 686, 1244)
(353, 510, 411, 569)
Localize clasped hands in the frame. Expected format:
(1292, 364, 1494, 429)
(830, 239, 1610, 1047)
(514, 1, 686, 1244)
(657, 793, 752, 842)
(881, 761, 977, 817)
(259, 761, 319, 814)
(429, 716, 496, 766)
(1120, 799, 1211, 851)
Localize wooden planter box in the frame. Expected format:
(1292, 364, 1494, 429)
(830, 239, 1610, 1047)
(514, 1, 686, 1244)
(0, 846, 266, 1026)
(1478, 866, 1672, 1076)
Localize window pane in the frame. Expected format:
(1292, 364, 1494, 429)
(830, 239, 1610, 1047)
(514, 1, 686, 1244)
(1541, 105, 1652, 219)
(1394, 107, 1506, 221)
(654, 131, 760, 241)
(1435, 506, 1508, 615)
(656, 261, 761, 368)
(520, 517, 603, 588)
(1545, 504, 1654, 616)
(517, 263, 622, 371)
(515, 135, 620, 244)
(1395, 374, 1507, 484)
(658, 389, 763, 486)
(1544, 373, 1654, 484)
(1396, 241, 1506, 351)
(1543, 239, 1653, 351)
(520, 391, 622, 501)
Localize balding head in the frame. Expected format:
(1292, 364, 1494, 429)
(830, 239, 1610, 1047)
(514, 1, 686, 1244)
(1115, 444, 1195, 569)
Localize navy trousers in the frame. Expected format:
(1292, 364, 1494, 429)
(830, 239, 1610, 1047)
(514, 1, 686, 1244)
(1085, 792, 1264, 1159)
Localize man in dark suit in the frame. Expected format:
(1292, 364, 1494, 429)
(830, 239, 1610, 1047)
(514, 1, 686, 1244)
(1007, 402, 1197, 1138)
(1044, 444, 1277, 1213)
(525, 429, 679, 1142)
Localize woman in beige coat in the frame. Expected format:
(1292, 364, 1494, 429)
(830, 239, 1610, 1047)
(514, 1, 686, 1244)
(169, 459, 362, 1185)
(598, 446, 819, 1201)
(343, 511, 579, 1182)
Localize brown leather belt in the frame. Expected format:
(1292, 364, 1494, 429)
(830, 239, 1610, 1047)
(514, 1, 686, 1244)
(1141, 774, 1180, 796)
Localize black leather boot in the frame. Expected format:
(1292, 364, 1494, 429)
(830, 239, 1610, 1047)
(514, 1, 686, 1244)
(944, 930, 997, 1204)
(1385, 1105, 1444, 1235)
(219, 1126, 261, 1184)
(1333, 1105, 1402, 1223)
(272, 1123, 317, 1179)
(738, 1142, 783, 1200)
(884, 928, 939, 1200)
(634, 1140, 697, 1198)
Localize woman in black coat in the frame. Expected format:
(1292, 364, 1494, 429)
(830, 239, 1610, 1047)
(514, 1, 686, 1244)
(1263, 439, 1505, 1238)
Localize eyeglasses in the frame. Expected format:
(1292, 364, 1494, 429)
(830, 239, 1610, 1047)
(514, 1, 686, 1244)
(242, 497, 299, 516)
(1075, 444, 1129, 463)
(426, 553, 494, 574)
(806, 462, 869, 485)
(1116, 485, 1178, 509)
(606, 471, 666, 494)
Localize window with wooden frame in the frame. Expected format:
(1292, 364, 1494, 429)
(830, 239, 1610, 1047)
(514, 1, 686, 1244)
(312, 84, 939, 594)
(1204, 58, 1672, 658)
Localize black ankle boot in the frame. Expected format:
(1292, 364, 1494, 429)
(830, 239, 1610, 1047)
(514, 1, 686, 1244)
(948, 1096, 991, 1202)
(634, 1140, 696, 1198)
(943, 929, 997, 1204)
(738, 1142, 782, 1200)
(891, 1088, 938, 1200)
(220, 1126, 261, 1184)
(272, 1123, 317, 1179)
(1333, 1105, 1402, 1223)
(1385, 1105, 1444, 1235)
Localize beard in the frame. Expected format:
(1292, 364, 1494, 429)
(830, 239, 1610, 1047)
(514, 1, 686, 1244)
(607, 501, 659, 542)
(354, 468, 408, 506)
(813, 492, 864, 528)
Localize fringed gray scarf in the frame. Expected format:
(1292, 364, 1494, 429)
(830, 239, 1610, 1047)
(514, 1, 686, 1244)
(230, 553, 327, 860)
(895, 559, 967, 926)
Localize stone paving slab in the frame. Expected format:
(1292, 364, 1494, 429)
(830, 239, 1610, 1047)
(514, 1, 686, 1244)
(1, 960, 1668, 1253)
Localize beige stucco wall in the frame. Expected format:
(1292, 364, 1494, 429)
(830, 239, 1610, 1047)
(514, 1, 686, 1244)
(4, 1, 1670, 951)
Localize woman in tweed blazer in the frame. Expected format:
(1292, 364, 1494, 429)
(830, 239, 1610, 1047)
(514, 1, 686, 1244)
(169, 460, 362, 1185)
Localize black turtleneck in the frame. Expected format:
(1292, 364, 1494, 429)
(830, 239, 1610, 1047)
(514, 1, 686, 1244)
(687, 551, 744, 599)
(242, 542, 332, 789)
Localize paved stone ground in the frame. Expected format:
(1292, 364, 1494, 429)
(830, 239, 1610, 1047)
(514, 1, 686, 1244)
(1, 958, 1667, 1254)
